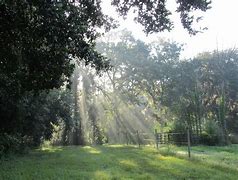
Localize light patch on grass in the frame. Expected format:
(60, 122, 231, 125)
(82, 146, 101, 154)
(93, 170, 110, 179)
(106, 144, 126, 148)
(176, 150, 188, 155)
(159, 156, 175, 161)
(40, 146, 62, 152)
(119, 159, 138, 168)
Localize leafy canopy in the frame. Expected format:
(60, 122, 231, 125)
(112, 0, 211, 34)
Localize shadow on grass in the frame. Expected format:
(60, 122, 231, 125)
(97, 145, 238, 179)
(77, 145, 238, 179)
(1, 145, 238, 179)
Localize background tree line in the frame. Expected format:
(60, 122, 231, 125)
(0, 0, 212, 155)
(94, 30, 238, 145)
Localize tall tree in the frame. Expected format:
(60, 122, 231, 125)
(0, 0, 111, 137)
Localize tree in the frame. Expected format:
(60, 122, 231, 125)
(160, 50, 238, 145)
(96, 30, 183, 142)
(112, 0, 211, 34)
(0, 0, 111, 92)
(97, 31, 238, 145)
(0, 0, 212, 149)
(0, 0, 212, 106)
(0, 0, 111, 140)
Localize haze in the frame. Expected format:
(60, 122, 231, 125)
(102, 0, 238, 58)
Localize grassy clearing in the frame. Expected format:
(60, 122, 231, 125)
(0, 144, 238, 180)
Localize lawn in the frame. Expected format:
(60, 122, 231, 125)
(0, 144, 238, 180)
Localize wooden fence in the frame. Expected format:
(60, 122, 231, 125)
(154, 129, 194, 158)
(123, 129, 194, 158)
(154, 131, 200, 145)
(112, 129, 196, 157)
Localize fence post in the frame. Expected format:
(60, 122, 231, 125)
(187, 128, 191, 158)
(136, 130, 140, 148)
(155, 129, 159, 149)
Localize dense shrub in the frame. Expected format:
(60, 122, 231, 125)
(229, 134, 238, 144)
(200, 132, 219, 146)
(1, 89, 75, 155)
(200, 120, 224, 145)
(170, 120, 187, 133)
(0, 133, 28, 157)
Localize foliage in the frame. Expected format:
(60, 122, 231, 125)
(199, 120, 221, 145)
(112, 0, 211, 34)
(96, 30, 184, 142)
(0, 133, 28, 157)
(229, 134, 238, 144)
(0, 0, 213, 152)
(0, 88, 75, 154)
(97, 31, 238, 145)
(0, 0, 112, 151)
(19, 89, 74, 146)
(170, 119, 187, 133)
(160, 50, 238, 145)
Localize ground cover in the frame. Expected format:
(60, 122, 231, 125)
(1, 144, 238, 179)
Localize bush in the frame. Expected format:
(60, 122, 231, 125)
(200, 132, 219, 146)
(171, 120, 187, 133)
(229, 134, 238, 144)
(200, 120, 223, 145)
(0, 133, 28, 157)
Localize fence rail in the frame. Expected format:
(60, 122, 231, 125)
(155, 132, 200, 145)
(112, 129, 193, 158)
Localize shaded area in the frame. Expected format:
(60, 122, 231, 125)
(1, 145, 238, 179)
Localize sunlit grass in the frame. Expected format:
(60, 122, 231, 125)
(83, 146, 102, 154)
(1, 145, 238, 179)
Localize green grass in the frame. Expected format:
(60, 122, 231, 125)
(1, 144, 238, 179)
